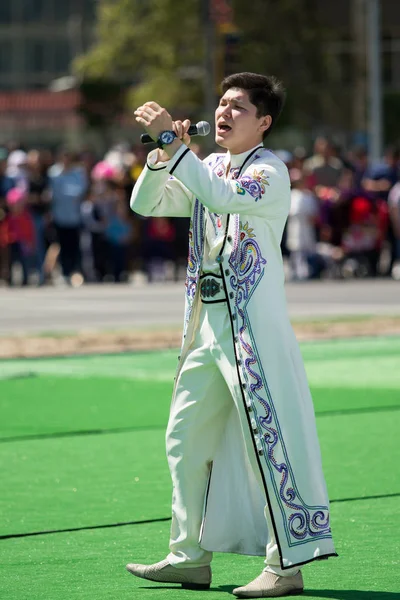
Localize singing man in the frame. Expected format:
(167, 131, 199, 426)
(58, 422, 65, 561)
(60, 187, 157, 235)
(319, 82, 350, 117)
(127, 72, 336, 598)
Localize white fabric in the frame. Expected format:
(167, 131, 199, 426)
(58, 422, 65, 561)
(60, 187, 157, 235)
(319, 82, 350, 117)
(166, 301, 299, 577)
(131, 144, 336, 570)
(286, 189, 318, 252)
(202, 145, 262, 275)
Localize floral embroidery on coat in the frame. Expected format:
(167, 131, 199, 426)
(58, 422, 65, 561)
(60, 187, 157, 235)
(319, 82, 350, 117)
(235, 168, 270, 201)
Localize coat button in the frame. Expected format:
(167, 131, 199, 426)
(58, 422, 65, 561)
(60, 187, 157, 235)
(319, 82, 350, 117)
(225, 269, 230, 276)
(229, 292, 234, 299)
(237, 359, 242, 366)
(227, 235, 232, 242)
(232, 314, 236, 320)
(242, 382, 247, 390)
(234, 336, 239, 343)
(216, 255, 223, 263)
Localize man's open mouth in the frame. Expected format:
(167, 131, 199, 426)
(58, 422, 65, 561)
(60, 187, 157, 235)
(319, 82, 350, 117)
(217, 124, 232, 132)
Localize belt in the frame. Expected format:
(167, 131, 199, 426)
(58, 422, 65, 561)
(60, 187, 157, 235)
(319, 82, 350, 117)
(199, 273, 227, 303)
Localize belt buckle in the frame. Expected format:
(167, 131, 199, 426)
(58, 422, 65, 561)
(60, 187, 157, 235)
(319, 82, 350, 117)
(200, 277, 221, 299)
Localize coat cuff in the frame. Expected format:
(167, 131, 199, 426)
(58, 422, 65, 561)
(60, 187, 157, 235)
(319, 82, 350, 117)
(146, 149, 168, 171)
(165, 145, 191, 176)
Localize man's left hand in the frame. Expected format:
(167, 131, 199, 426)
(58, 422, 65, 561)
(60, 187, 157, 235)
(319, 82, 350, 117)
(134, 101, 173, 142)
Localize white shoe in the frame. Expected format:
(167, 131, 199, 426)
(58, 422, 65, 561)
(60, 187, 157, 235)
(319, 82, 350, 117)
(233, 570, 304, 598)
(126, 558, 211, 590)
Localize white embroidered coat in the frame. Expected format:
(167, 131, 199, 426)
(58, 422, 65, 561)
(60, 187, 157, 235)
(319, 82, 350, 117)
(131, 144, 337, 571)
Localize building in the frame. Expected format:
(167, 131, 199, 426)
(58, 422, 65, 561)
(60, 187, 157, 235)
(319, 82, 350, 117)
(0, 0, 96, 146)
(0, 0, 399, 146)
(0, 0, 95, 90)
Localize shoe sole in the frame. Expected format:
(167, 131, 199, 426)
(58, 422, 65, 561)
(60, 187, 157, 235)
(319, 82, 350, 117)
(234, 589, 303, 598)
(182, 583, 211, 590)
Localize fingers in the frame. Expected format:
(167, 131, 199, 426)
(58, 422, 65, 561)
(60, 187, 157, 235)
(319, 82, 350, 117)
(173, 119, 191, 140)
(134, 105, 158, 122)
(144, 101, 162, 111)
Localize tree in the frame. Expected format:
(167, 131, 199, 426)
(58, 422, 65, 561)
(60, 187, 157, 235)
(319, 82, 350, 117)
(75, 0, 205, 115)
(75, 0, 346, 138)
(231, 0, 344, 132)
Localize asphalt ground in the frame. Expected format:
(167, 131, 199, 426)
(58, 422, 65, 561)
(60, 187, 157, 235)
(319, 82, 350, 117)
(0, 279, 399, 335)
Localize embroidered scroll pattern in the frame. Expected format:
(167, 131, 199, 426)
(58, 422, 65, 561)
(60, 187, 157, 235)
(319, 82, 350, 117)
(229, 223, 331, 546)
(184, 154, 224, 330)
(186, 199, 204, 303)
(235, 168, 270, 201)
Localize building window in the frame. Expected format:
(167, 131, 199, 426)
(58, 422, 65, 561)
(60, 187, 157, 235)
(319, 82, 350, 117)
(0, 42, 12, 73)
(54, 0, 70, 22)
(0, 0, 12, 24)
(53, 40, 72, 73)
(25, 41, 47, 73)
(22, 0, 45, 22)
(83, 0, 96, 22)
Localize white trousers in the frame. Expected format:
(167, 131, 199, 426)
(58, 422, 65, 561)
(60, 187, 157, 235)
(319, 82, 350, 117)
(166, 301, 299, 577)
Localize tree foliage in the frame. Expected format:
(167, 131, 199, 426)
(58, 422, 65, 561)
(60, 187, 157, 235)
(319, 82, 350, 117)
(75, 0, 342, 132)
(75, 0, 205, 112)
(231, 0, 341, 130)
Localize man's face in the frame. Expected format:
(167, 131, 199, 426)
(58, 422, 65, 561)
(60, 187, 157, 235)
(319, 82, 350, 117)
(215, 88, 270, 154)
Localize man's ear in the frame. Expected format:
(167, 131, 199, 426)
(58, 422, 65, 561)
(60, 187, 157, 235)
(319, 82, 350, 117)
(260, 115, 272, 134)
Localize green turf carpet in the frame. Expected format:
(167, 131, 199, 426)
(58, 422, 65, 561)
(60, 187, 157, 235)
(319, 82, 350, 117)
(0, 336, 399, 598)
(0, 498, 399, 600)
(0, 337, 399, 439)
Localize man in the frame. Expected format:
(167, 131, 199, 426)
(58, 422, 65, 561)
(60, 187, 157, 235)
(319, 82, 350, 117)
(388, 181, 400, 279)
(128, 72, 336, 598)
(48, 150, 87, 285)
(303, 136, 343, 188)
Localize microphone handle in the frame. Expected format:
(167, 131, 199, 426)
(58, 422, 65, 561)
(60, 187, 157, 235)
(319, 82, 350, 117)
(140, 124, 199, 145)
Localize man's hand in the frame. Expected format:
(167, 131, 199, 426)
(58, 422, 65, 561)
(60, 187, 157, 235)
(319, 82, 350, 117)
(135, 102, 191, 162)
(134, 101, 173, 142)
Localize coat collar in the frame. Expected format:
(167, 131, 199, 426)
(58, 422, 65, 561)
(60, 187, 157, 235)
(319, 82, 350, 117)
(226, 144, 264, 168)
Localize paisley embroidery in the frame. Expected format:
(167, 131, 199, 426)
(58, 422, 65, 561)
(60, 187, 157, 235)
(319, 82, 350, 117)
(236, 169, 270, 202)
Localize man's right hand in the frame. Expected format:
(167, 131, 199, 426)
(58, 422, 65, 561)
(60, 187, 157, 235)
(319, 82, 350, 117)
(157, 119, 191, 162)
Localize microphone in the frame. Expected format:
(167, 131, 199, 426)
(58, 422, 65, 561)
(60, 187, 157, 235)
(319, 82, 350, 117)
(140, 121, 211, 145)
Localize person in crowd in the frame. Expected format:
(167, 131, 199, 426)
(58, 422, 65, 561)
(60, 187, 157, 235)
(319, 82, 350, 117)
(143, 216, 176, 282)
(303, 136, 343, 188)
(4, 187, 36, 286)
(81, 178, 119, 282)
(105, 198, 133, 282)
(26, 149, 50, 285)
(362, 145, 399, 273)
(286, 168, 319, 280)
(48, 150, 88, 285)
(348, 145, 369, 188)
(0, 148, 15, 283)
(362, 145, 399, 201)
(388, 181, 400, 280)
(6, 148, 28, 190)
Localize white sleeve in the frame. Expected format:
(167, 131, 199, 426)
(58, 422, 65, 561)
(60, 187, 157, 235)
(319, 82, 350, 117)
(130, 147, 194, 218)
(388, 184, 400, 209)
(166, 146, 290, 218)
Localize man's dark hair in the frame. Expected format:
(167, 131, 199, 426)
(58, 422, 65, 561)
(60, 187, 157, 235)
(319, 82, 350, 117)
(221, 72, 286, 141)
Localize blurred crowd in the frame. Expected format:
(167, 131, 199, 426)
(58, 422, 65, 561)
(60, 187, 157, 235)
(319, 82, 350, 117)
(281, 138, 400, 281)
(0, 143, 189, 287)
(0, 136, 399, 288)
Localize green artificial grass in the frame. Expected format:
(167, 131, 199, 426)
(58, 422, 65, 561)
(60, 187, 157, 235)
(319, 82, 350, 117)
(0, 430, 171, 536)
(0, 337, 399, 599)
(0, 498, 399, 600)
(1, 337, 399, 439)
